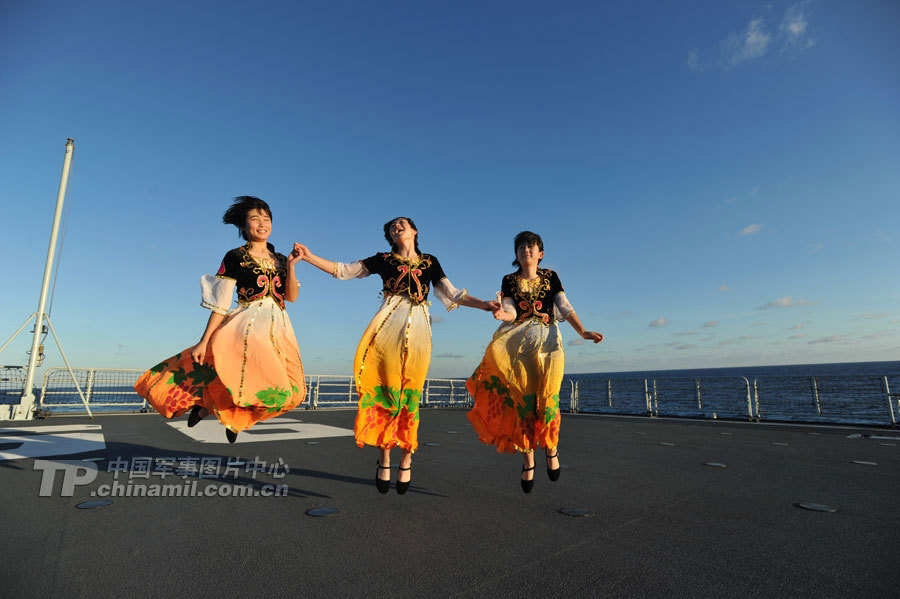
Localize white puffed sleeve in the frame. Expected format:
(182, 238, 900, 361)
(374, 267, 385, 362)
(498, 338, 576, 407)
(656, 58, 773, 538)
(433, 277, 468, 311)
(553, 291, 576, 321)
(501, 296, 517, 316)
(333, 261, 370, 280)
(200, 275, 236, 315)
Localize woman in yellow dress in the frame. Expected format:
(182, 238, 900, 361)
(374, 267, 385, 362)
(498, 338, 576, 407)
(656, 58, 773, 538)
(295, 217, 495, 494)
(135, 196, 306, 443)
(467, 231, 603, 493)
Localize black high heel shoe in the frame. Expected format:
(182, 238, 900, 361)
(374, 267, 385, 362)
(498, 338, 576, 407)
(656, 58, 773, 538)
(546, 450, 560, 482)
(225, 428, 238, 443)
(375, 462, 391, 494)
(396, 465, 412, 495)
(187, 406, 205, 428)
(521, 464, 535, 494)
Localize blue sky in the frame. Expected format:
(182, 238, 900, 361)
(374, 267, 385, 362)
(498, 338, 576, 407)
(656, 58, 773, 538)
(2, 1, 898, 378)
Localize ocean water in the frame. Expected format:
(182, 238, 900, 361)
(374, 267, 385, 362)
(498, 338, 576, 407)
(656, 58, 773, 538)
(565, 361, 900, 426)
(4, 361, 900, 427)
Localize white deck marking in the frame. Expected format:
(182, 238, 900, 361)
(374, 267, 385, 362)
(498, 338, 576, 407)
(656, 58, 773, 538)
(0, 424, 106, 461)
(167, 418, 353, 443)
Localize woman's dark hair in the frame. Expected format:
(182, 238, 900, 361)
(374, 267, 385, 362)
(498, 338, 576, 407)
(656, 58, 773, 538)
(223, 196, 272, 241)
(512, 230, 544, 268)
(383, 217, 421, 255)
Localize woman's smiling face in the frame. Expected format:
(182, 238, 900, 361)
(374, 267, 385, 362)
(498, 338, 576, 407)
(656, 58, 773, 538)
(245, 208, 272, 242)
(516, 241, 544, 268)
(389, 218, 417, 244)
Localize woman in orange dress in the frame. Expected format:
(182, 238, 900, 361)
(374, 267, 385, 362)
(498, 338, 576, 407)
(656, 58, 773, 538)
(135, 196, 306, 443)
(295, 217, 496, 494)
(467, 231, 603, 493)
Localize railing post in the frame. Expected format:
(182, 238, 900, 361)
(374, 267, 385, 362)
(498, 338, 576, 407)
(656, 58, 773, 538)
(741, 376, 752, 421)
(424, 381, 429, 407)
(607, 379, 612, 408)
(753, 378, 760, 421)
(652, 379, 658, 416)
(644, 379, 651, 416)
(85, 369, 95, 406)
(39, 368, 51, 410)
(883, 376, 896, 425)
(810, 376, 821, 415)
(696, 378, 702, 410)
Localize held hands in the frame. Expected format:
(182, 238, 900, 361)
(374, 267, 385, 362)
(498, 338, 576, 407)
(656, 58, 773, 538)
(290, 242, 309, 264)
(491, 292, 515, 321)
(493, 308, 516, 322)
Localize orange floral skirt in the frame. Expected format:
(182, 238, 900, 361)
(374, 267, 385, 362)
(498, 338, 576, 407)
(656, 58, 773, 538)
(353, 296, 430, 452)
(466, 320, 565, 453)
(135, 297, 306, 433)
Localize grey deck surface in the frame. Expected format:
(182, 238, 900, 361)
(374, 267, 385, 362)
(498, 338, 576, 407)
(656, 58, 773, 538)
(1, 409, 898, 598)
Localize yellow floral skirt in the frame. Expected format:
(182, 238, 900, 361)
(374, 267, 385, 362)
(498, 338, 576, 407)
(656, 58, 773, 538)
(466, 320, 565, 453)
(353, 295, 430, 452)
(135, 297, 306, 433)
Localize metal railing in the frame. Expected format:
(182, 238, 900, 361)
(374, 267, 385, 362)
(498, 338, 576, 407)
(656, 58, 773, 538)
(1, 365, 26, 405)
(36, 368, 473, 413)
(40, 368, 147, 411)
(566, 374, 900, 426)
(29, 367, 900, 426)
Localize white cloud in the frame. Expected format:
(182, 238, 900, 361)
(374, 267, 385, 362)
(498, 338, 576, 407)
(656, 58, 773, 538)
(703, 321, 719, 328)
(649, 317, 668, 328)
(434, 352, 463, 359)
(719, 284, 730, 292)
(859, 313, 889, 320)
(788, 334, 807, 340)
(790, 323, 805, 330)
(740, 223, 763, 236)
(758, 296, 812, 310)
(808, 335, 845, 344)
(689, 6, 814, 73)
(808, 243, 824, 254)
(861, 331, 893, 340)
(568, 338, 585, 346)
(780, 2, 815, 51)
(675, 344, 697, 351)
(686, 49, 702, 71)
(722, 18, 771, 68)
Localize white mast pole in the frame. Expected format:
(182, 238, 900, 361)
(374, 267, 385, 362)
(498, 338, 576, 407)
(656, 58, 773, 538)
(17, 138, 75, 418)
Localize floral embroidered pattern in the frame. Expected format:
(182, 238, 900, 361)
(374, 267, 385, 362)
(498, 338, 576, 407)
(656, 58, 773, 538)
(503, 269, 555, 325)
(382, 254, 434, 304)
(231, 244, 288, 308)
(359, 385, 421, 420)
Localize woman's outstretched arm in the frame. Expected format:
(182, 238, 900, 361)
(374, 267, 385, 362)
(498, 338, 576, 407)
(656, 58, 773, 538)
(565, 312, 604, 343)
(293, 243, 337, 276)
(459, 295, 498, 312)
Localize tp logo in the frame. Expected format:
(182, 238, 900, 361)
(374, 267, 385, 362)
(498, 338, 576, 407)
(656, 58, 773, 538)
(34, 460, 99, 497)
